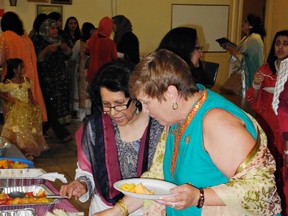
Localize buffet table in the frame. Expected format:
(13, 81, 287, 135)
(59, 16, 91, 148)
(2, 144, 81, 215)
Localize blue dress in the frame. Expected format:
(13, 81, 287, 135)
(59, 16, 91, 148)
(163, 85, 257, 216)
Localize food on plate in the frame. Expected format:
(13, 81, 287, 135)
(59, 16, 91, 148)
(120, 183, 154, 195)
(0, 189, 51, 205)
(0, 159, 29, 169)
(53, 209, 69, 216)
(45, 208, 83, 216)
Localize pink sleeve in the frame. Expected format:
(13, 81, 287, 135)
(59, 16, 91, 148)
(75, 126, 92, 173)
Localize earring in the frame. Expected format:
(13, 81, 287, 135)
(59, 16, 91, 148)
(172, 102, 178, 110)
(135, 100, 142, 113)
(104, 111, 107, 115)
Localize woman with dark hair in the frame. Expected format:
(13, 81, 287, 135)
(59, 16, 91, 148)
(60, 60, 164, 215)
(64, 16, 81, 48)
(223, 13, 266, 94)
(273, 56, 288, 216)
(0, 11, 47, 122)
(157, 27, 209, 87)
(246, 30, 288, 213)
(71, 22, 96, 121)
(29, 13, 48, 43)
(0, 58, 48, 159)
(112, 15, 140, 64)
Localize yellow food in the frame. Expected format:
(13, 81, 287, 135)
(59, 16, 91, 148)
(0, 160, 28, 169)
(120, 183, 154, 195)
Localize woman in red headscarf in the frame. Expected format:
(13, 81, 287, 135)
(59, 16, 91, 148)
(86, 17, 118, 85)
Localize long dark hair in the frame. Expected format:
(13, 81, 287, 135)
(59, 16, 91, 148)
(157, 27, 197, 70)
(32, 13, 48, 33)
(64, 16, 81, 41)
(267, 30, 288, 74)
(1, 12, 24, 36)
(81, 22, 95, 42)
(246, 13, 266, 39)
(4, 58, 23, 82)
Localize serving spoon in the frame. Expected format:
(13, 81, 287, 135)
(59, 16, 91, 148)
(8, 191, 67, 199)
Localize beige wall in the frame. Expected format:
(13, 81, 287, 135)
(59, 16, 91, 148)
(2, 0, 287, 91)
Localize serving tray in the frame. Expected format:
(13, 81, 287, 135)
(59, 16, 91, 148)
(0, 158, 34, 169)
(0, 208, 35, 216)
(0, 184, 60, 208)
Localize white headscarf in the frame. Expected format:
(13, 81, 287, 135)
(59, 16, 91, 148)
(272, 57, 288, 115)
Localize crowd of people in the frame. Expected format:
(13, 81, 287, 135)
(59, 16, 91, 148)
(0, 10, 287, 216)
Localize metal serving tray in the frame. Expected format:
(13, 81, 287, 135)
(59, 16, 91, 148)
(0, 208, 35, 216)
(0, 184, 60, 212)
(0, 169, 46, 187)
(0, 169, 46, 179)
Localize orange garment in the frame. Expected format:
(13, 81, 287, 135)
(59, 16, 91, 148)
(0, 30, 47, 122)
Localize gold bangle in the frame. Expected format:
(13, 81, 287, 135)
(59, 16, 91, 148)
(116, 199, 129, 216)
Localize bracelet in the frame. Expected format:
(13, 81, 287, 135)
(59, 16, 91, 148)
(116, 199, 129, 216)
(196, 188, 205, 208)
(252, 81, 261, 90)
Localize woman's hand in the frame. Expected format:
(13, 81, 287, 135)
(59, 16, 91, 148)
(155, 184, 199, 210)
(60, 42, 72, 56)
(59, 180, 87, 200)
(253, 72, 264, 85)
(46, 44, 59, 53)
(226, 45, 239, 56)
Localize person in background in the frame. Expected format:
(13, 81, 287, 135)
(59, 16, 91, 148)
(157, 27, 210, 87)
(246, 30, 288, 212)
(63, 16, 81, 117)
(71, 22, 96, 121)
(48, 11, 69, 44)
(86, 16, 118, 85)
(0, 11, 47, 122)
(223, 13, 266, 95)
(272, 56, 288, 215)
(0, 59, 49, 160)
(95, 49, 282, 216)
(112, 15, 140, 64)
(29, 13, 48, 45)
(59, 60, 164, 216)
(64, 16, 81, 48)
(33, 19, 72, 142)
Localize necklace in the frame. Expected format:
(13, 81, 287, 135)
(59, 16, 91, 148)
(170, 90, 208, 178)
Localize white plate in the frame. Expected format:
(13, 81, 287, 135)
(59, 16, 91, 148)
(263, 87, 274, 93)
(113, 178, 177, 200)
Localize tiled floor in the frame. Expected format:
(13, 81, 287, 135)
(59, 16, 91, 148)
(33, 120, 90, 215)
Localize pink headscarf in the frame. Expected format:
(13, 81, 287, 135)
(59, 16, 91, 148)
(98, 16, 113, 37)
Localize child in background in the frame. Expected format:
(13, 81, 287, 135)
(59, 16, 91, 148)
(0, 58, 49, 160)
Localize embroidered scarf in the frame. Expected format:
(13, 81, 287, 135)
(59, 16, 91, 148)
(80, 110, 151, 205)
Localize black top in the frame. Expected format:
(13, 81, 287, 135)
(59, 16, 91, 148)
(116, 31, 140, 64)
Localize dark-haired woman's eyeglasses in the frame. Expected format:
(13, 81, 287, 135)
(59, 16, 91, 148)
(102, 98, 132, 112)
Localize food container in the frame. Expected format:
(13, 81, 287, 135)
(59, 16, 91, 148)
(0, 158, 34, 169)
(0, 208, 35, 216)
(0, 138, 11, 158)
(0, 169, 46, 187)
(0, 184, 60, 214)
